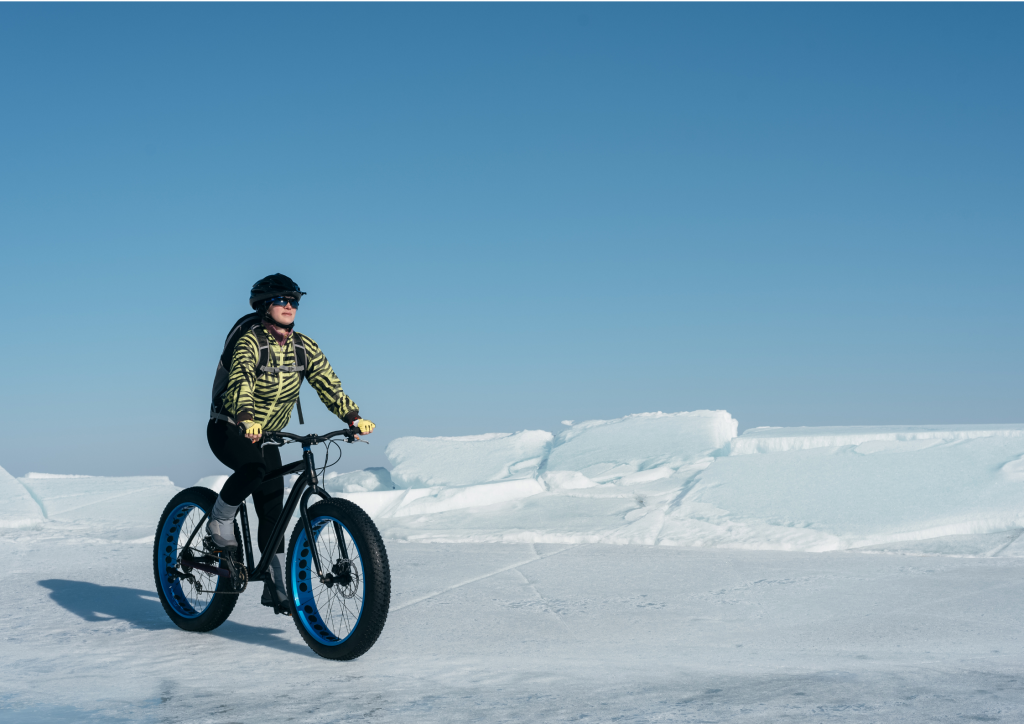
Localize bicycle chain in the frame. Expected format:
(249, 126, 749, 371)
(220, 562, 248, 595)
(189, 537, 250, 595)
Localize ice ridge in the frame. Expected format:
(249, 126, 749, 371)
(6, 414, 1024, 557)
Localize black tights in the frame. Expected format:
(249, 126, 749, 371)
(207, 419, 284, 555)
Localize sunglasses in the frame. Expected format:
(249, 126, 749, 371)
(269, 296, 300, 309)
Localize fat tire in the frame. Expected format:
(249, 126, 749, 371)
(153, 486, 242, 632)
(287, 497, 391, 660)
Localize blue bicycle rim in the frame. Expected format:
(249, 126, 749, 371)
(157, 503, 212, 618)
(291, 515, 365, 646)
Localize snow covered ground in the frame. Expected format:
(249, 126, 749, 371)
(3, 411, 1024, 722)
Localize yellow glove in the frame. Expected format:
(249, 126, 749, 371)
(354, 418, 375, 435)
(242, 420, 264, 438)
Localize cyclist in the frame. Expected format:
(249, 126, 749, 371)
(205, 273, 374, 614)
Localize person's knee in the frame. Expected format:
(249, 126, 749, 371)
(238, 461, 268, 482)
(220, 462, 270, 506)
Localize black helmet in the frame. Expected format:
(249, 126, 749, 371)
(249, 273, 306, 310)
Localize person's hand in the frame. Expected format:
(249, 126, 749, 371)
(242, 420, 263, 443)
(353, 419, 375, 435)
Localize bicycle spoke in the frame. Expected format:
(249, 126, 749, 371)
(296, 515, 366, 645)
(158, 502, 227, 618)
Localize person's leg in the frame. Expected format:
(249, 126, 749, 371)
(206, 419, 235, 469)
(250, 444, 284, 554)
(206, 420, 270, 548)
(206, 420, 289, 613)
(251, 444, 289, 612)
(218, 446, 270, 507)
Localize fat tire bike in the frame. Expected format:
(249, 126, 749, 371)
(153, 428, 390, 660)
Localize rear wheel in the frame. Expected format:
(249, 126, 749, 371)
(287, 498, 391, 660)
(153, 487, 242, 632)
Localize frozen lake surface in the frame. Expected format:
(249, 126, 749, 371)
(2, 539, 1023, 723)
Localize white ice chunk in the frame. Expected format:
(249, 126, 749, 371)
(337, 477, 545, 520)
(197, 475, 230, 492)
(391, 478, 546, 517)
(729, 424, 1024, 455)
(386, 430, 553, 488)
(543, 470, 598, 490)
(685, 435, 1024, 551)
(324, 467, 395, 493)
(545, 411, 736, 483)
(18, 475, 177, 538)
(0, 464, 45, 528)
(23, 472, 92, 479)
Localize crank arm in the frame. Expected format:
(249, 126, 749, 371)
(183, 561, 234, 578)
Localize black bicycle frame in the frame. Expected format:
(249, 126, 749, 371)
(177, 429, 358, 586)
(245, 444, 333, 583)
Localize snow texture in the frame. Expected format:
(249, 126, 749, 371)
(4, 412, 1024, 721)
(4, 541, 1024, 722)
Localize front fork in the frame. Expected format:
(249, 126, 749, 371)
(298, 446, 334, 580)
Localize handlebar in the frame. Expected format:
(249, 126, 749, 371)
(263, 428, 363, 447)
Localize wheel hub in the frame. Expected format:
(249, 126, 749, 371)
(320, 558, 355, 588)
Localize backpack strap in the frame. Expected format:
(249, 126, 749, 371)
(292, 333, 309, 379)
(292, 333, 309, 424)
(253, 326, 272, 378)
(255, 328, 307, 377)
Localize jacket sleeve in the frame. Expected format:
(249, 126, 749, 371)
(222, 333, 261, 424)
(301, 334, 360, 423)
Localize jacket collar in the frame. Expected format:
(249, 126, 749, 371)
(262, 321, 292, 346)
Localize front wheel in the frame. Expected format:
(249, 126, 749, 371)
(287, 498, 391, 660)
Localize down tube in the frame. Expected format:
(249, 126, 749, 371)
(252, 468, 311, 580)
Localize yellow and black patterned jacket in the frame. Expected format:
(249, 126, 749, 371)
(218, 327, 359, 431)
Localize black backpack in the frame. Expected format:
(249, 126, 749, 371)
(210, 313, 309, 425)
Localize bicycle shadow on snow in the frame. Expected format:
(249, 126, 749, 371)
(38, 579, 317, 657)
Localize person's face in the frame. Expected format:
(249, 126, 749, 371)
(268, 297, 298, 326)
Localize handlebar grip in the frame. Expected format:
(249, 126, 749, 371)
(324, 428, 358, 441)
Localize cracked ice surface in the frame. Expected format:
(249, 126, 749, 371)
(5, 411, 1024, 721)
(3, 540, 1024, 722)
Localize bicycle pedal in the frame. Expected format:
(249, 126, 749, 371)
(203, 535, 238, 556)
(224, 557, 248, 592)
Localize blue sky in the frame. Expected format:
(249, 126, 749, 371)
(2, 3, 1021, 484)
